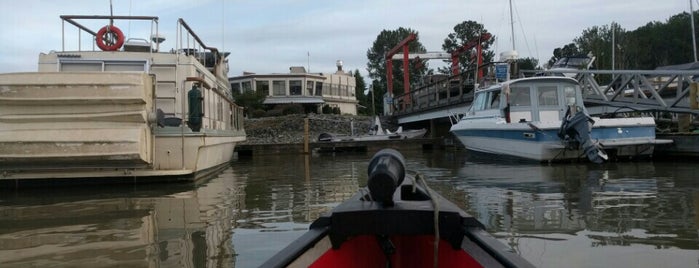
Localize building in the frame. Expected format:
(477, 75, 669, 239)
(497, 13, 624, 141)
(228, 61, 358, 115)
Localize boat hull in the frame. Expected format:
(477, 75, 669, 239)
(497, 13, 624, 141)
(0, 72, 245, 181)
(450, 117, 668, 162)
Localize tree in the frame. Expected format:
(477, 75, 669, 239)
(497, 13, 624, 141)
(440, 21, 495, 75)
(232, 89, 266, 118)
(515, 57, 540, 71)
(366, 27, 427, 98)
(353, 69, 369, 115)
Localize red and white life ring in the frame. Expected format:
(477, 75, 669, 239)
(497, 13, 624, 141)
(96, 25, 125, 51)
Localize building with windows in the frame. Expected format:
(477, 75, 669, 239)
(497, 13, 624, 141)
(229, 61, 357, 115)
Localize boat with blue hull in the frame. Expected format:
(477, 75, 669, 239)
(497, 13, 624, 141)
(449, 76, 671, 162)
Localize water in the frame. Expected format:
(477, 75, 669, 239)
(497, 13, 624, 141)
(0, 150, 698, 268)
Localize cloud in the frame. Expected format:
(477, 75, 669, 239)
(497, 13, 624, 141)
(0, 0, 692, 76)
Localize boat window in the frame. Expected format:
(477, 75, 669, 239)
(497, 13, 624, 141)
(537, 86, 559, 106)
(104, 61, 146, 72)
(60, 62, 102, 72)
(488, 90, 501, 109)
(564, 86, 578, 106)
(290, 80, 302, 95)
(273, 80, 286, 96)
(471, 92, 487, 111)
(510, 86, 531, 106)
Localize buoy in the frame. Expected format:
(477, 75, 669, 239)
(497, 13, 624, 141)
(96, 25, 125, 51)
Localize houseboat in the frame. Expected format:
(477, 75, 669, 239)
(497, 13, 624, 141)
(0, 15, 245, 181)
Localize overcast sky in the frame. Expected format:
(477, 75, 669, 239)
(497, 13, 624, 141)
(0, 0, 692, 78)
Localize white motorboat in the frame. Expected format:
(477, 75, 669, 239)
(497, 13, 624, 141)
(449, 76, 671, 163)
(0, 15, 246, 181)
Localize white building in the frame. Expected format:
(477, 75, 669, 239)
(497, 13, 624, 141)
(228, 61, 358, 115)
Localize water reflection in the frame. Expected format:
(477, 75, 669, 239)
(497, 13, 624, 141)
(0, 168, 243, 268)
(0, 151, 697, 268)
(413, 151, 699, 268)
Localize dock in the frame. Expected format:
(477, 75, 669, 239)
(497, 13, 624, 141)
(235, 138, 441, 156)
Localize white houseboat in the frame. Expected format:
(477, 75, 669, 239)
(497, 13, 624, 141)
(0, 15, 245, 181)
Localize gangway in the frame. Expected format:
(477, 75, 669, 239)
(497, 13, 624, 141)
(392, 68, 699, 125)
(532, 69, 699, 116)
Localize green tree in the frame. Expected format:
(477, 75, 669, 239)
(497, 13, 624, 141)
(353, 69, 369, 115)
(232, 90, 266, 118)
(366, 27, 427, 98)
(515, 57, 540, 71)
(440, 20, 495, 75)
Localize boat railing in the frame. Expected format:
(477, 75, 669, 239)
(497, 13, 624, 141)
(520, 69, 699, 116)
(59, 15, 159, 52)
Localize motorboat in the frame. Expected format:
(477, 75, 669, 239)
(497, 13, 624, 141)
(262, 149, 535, 267)
(0, 15, 246, 181)
(449, 76, 671, 163)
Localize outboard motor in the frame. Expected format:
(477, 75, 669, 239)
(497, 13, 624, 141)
(367, 149, 406, 206)
(558, 107, 608, 163)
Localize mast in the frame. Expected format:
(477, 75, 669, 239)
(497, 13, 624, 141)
(509, 0, 515, 51)
(691, 0, 698, 62)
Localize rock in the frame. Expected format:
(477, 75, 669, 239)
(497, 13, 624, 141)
(242, 114, 393, 144)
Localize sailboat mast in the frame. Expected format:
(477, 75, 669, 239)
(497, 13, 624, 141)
(691, 0, 697, 62)
(509, 0, 515, 51)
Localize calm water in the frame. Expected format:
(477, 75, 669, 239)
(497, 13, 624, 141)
(1, 150, 698, 268)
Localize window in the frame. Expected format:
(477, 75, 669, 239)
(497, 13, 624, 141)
(307, 81, 314, 95)
(331, 84, 339, 96)
(256, 80, 269, 95)
(470, 92, 487, 111)
(60, 62, 102, 72)
(273, 80, 286, 96)
(488, 90, 501, 109)
(510, 86, 531, 106)
(104, 61, 146, 71)
(290, 80, 302, 95)
(315, 82, 323, 96)
(564, 86, 578, 106)
(538, 86, 559, 106)
(231, 83, 240, 94)
(242, 81, 252, 93)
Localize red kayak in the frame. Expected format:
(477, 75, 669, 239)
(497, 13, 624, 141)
(262, 149, 535, 268)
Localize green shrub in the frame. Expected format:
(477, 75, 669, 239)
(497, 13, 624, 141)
(332, 107, 341, 114)
(281, 104, 304, 115)
(322, 105, 332, 114)
(266, 109, 283, 117)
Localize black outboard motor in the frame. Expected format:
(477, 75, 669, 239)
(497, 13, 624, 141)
(367, 149, 406, 206)
(558, 107, 608, 163)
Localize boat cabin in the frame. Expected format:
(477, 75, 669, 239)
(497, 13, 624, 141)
(467, 77, 585, 123)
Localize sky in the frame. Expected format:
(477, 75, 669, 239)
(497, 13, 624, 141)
(0, 0, 693, 79)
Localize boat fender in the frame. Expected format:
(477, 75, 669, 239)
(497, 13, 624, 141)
(367, 149, 406, 206)
(96, 25, 125, 51)
(187, 84, 203, 132)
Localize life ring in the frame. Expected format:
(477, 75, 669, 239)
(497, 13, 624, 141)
(96, 25, 125, 51)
